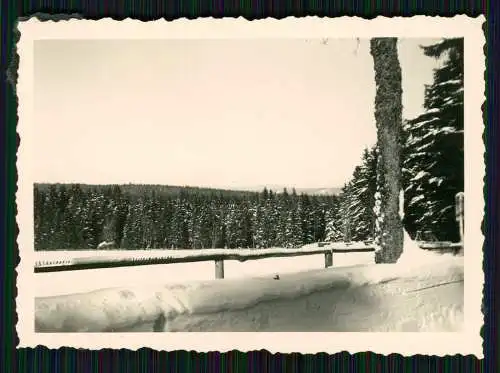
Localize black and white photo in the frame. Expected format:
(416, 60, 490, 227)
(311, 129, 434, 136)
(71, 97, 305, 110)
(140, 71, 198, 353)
(16, 17, 485, 356)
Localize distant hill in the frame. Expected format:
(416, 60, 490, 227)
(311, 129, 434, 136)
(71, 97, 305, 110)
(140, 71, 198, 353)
(34, 183, 257, 199)
(232, 185, 342, 196)
(34, 183, 342, 197)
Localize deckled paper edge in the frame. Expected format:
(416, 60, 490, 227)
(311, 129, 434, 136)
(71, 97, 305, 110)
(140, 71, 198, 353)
(15, 16, 485, 357)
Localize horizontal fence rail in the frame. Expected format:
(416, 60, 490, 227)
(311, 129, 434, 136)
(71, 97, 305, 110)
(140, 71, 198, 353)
(34, 244, 375, 274)
(34, 241, 463, 276)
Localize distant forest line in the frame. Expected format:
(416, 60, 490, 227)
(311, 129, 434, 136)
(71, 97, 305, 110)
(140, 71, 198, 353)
(34, 183, 343, 251)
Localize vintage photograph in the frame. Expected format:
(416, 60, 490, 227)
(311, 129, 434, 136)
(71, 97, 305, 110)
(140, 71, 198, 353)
(16, 17, 484, 355)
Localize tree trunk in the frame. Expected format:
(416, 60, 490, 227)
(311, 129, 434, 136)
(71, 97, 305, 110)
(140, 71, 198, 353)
(370, 38, 404, 263)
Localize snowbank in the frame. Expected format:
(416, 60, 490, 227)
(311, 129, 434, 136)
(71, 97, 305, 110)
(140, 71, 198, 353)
(35, 254, 463, 333)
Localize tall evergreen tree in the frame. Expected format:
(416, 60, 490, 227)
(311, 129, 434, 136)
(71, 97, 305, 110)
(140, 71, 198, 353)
(324, 208, 343, 242)
(403, 38, 464, 242)
(338, 147, 378, 242)
(298, 194, 314, 244)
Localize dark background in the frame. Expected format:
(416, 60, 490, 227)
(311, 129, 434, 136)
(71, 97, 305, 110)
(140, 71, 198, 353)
(1, 1, 495, 372)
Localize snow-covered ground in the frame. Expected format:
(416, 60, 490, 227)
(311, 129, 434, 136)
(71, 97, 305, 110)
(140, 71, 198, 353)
(34, 250, 375, 297)
(35, 247, 463, 333)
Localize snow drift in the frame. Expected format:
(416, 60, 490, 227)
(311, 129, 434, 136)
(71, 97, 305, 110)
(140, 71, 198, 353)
(35, 252, 463, 333)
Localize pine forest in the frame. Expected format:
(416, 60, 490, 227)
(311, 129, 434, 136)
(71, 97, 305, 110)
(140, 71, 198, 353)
(34, 38, 463, 251)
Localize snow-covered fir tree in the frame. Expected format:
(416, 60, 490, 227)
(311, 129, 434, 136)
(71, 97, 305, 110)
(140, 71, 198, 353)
(324, 207, 343, 242)
(298, 193, 315, 244)
(403, 38, 464, 242)
(337, 146, 377, 242)
(121, 201, 142, 249)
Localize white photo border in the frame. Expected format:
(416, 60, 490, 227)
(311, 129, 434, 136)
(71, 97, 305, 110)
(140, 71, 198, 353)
(16, 16, 485, 357)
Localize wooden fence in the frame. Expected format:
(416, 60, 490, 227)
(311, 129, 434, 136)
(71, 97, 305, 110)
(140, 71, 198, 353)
(34, 241, 463, 278)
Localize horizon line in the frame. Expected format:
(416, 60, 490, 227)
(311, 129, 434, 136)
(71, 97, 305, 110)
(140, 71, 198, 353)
(32, 182, 343, 193)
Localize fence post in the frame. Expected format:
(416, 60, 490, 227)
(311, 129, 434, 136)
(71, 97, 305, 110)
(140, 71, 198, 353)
(215, 259, 224, 279)
(455, 192, 464, 245)
(324, 251, 333, 268)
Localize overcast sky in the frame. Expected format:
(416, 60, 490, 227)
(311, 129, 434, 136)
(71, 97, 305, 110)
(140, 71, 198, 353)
(33, 38, 440, 189)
